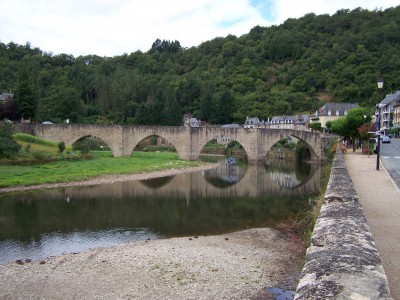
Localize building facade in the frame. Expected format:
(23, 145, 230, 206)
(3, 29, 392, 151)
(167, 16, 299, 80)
(309, 103, 359, 132)
(375, 91, 400, 133)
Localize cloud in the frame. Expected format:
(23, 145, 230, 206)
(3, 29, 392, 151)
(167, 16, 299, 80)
(0, 0, 398, 57)
(271, 0, 400, 24)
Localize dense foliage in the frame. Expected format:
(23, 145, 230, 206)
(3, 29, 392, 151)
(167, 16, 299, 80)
(329, 107, 372, 142)
(1, 6, 399, 125)
(0, 121, 21, 158)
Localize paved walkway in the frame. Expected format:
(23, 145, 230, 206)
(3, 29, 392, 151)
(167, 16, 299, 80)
(345, 150, 400, 300)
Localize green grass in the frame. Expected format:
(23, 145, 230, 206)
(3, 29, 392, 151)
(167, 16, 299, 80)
(0, 151, 199, 188)
(13, 133, 59, 147)
(12, 133, 73, 158)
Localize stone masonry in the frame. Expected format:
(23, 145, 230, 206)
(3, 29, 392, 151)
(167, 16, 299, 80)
(18, 124, 329, 162)
(294, 149, 392, 299)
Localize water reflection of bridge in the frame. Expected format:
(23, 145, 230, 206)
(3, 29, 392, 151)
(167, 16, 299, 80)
(61, 163, 322, 202)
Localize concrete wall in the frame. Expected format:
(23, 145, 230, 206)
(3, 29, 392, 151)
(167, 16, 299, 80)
(294, 150, 392, 299)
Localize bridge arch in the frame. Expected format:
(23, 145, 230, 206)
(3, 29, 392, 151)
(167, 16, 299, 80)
(122, 126, 187, 160)
(192, 127, 252, 161)
(68, 134, 115, 154)
(259, 129, 321, 161)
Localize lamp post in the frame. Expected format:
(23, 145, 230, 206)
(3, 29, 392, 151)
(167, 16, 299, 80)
(364, 114, 370, 157)
(376, 77, 384, 170)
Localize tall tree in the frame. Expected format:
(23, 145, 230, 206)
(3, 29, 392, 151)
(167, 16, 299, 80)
(15, 59, 36, 120)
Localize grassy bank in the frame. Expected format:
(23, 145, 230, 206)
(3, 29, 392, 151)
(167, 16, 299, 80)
(0, 151, 199, 188)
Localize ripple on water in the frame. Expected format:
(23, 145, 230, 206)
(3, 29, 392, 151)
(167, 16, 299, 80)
(0, 228, 161, 264)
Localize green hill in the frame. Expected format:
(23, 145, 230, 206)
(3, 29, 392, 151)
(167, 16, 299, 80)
(1, 6, 399, 125)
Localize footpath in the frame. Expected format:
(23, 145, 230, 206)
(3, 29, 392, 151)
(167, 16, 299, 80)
(345, 150, 400, 300)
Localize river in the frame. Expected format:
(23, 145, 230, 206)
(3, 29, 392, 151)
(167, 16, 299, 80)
(0, 158, 324, 264)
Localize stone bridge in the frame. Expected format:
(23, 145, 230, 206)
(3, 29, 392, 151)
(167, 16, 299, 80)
(19, 124, 331, 162)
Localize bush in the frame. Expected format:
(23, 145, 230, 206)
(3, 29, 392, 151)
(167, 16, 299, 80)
(0, 136, 21, 159)
(0, 122, 21, 159)
(73, 137, 109, 152)
(73, 140, 91, 154)
(58, 141, 66, 154)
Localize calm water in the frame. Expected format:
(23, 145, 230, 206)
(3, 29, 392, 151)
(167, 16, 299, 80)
(0, 158, 324, 264)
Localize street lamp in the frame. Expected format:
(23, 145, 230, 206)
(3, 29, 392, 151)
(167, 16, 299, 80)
(376, 77, 384, 170)
(364, 114, 370, 157)
(377, 77, 384, 89)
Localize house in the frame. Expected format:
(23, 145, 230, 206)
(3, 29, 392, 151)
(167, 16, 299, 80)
(294, 114, 310, 130)
(309, 103, 359, 132)
(270, 115, 297, 129)
(392, 102, 400, 134)
(269, 115, 310, 130)
(182, 113, 200, 127)
(0, 93, 18, 121)
(243, 117, 269, 128)
(0, 93, 13, 104)
(375, 91, 400, 133)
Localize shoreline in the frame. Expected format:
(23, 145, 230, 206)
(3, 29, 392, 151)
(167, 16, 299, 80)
(0, 162, 220, 194)
(0, 228, 301, 299)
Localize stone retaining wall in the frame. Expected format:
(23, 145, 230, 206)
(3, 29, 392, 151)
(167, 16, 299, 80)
(294, 150, 392, 299)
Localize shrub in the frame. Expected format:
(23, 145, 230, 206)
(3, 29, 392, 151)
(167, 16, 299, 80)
(58, 141, 66, 154)
(0, 122, 21, 159)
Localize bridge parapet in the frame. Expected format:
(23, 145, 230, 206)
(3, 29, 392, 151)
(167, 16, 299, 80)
(295, 149, 391, 299)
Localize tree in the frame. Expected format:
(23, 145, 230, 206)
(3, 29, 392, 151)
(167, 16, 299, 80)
(309, 122, 322, 132)
(37, 86, 84, 123)
(0, 121, 21, 159)
(58, 141, 65, 154)
(15, 60, 36, 120)
(329, 117, 348, 137)
(216, 88, 236, 124)
(330, 107, 371, 151)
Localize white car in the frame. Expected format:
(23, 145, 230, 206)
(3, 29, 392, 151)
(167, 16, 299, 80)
(381, 135, 391, 143)
(42, 121, 53, 125)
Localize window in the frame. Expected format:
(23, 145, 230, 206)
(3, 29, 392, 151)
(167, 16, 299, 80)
(328, 110, 331, 116)
(344, 110, 348, 116)
(336, 110, 339, 116)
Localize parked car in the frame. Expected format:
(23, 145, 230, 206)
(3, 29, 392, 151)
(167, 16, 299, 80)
(382, 135, 391, 143)
(42, 121, 53, 125)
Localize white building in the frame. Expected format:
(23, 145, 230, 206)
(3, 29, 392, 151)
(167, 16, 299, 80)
(375, 91, 400, 132)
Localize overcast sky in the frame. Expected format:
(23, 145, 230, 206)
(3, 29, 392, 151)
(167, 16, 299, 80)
(0, 0, 398, 57)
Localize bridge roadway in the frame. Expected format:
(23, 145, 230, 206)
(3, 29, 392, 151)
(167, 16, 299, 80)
(19, 124, 330, 162)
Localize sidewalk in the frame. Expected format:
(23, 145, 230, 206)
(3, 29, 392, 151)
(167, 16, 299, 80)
(345, 150, 400, 300)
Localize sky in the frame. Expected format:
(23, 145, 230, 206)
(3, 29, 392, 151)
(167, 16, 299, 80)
(0, 0, 399, 57)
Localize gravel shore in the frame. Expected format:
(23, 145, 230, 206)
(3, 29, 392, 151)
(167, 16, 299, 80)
(0, 228, 298, 300)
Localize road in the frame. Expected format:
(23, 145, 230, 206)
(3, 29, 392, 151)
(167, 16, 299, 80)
(380, 137, 400, 189)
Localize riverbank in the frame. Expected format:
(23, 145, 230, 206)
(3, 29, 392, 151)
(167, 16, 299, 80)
(0, 227, 300, 300)
(0, 163, 219, 194)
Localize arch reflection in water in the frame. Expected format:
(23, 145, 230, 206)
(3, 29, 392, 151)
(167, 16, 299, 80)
(264, 159, 316, 190)
(0, 160, 324, 264)
(139, 175, 175, 189)
(203, 161, 246, 188)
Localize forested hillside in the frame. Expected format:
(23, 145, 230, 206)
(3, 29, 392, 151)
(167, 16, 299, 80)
(1, 6, 399, 125)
